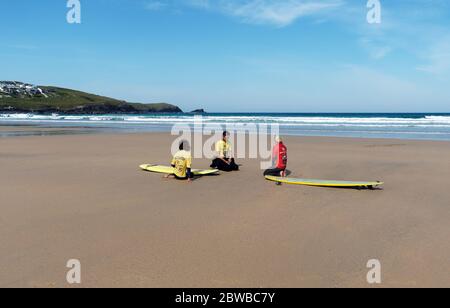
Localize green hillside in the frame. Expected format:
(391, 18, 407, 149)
(0, 85, 182, 114)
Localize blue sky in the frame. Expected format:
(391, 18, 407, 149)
(1, 0, 450, 112)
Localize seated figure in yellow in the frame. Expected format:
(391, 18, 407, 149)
(166, 141, 193, 181)
(210, 131, 239, 172)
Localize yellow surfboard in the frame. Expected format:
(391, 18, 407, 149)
(265, 175, 383, 188)
(140, 164, 219, 176)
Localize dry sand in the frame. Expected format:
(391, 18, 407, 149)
(0, 127, 449, 288)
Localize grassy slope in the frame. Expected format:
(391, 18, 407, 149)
(0, 86, 182, 113)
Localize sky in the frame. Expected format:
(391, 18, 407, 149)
(1, 0, 450, 112)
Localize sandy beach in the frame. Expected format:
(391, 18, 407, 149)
(0, 127, 449, 288)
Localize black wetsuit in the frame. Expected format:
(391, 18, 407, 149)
(263, 168, 285, 177)
(210, 158, 239, 172)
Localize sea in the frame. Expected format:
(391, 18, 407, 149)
(1, 113, 450, 141)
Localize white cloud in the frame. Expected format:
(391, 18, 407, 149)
(187, 0, 210, 9)
(370, 46, 391, 60)
(145, 1, 168, 11)
(359, 38, 392, 60)
(417, 37, 450, 75)
(185, 0, 344, 27)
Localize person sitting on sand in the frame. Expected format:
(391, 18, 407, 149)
(264, 136, 287, 178)
(210, 131, 239, 172)
(165, 141, 193, 182)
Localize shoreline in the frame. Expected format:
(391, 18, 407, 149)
(2, 111, 450, 141)
(1, 123, 450, 145)
(1, 124, 450, 143)
(1, 130, 450, 287)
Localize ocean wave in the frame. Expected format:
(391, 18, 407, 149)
(2, 113, 450, 126)
(2, 113, 450, 140)
(1, 113, 450, 129)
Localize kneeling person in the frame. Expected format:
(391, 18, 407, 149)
(264, 136, 287, 177)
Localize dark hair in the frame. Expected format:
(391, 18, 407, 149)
(223, 131, 229, 138)
(179, 140, 191, 151)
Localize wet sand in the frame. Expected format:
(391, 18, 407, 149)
(0, 128, 449, 287)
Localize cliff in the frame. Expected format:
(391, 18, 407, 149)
(0, 81, 182, 114)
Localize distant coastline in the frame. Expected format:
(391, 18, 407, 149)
(0, 81, 183, 114)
